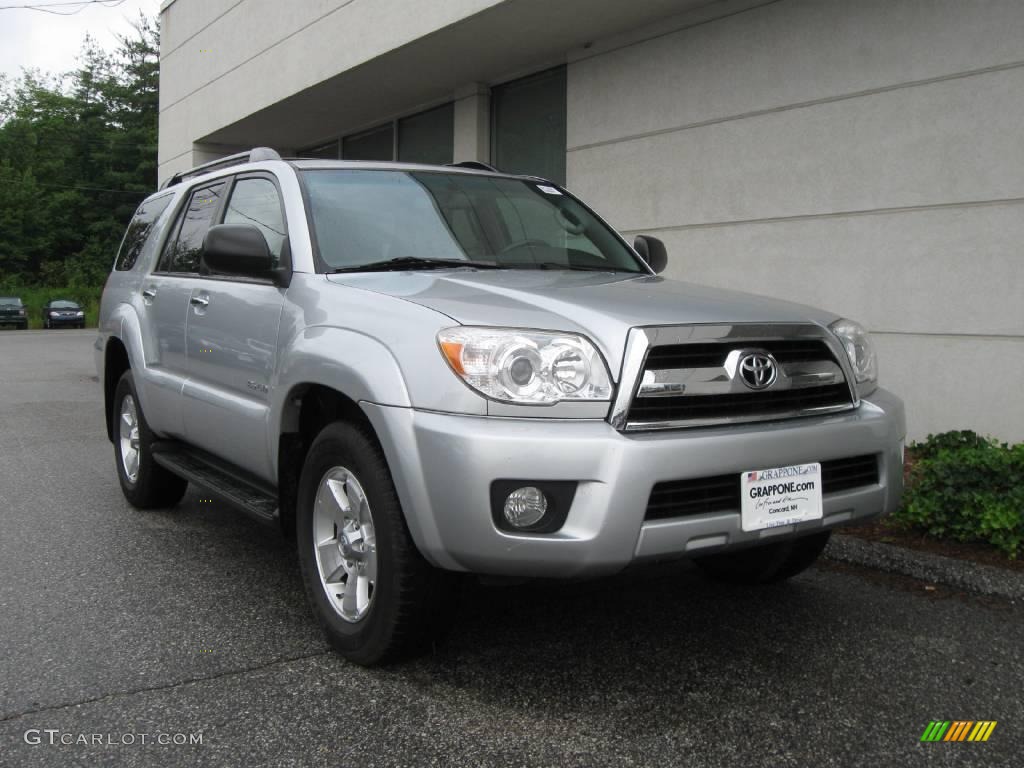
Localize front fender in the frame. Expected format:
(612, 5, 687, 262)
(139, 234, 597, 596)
(270, 325, 412, 444)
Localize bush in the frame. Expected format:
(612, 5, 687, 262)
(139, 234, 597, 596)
(892, 431, 1024, 558)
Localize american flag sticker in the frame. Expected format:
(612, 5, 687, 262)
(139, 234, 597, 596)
(747, 471, 758, 481)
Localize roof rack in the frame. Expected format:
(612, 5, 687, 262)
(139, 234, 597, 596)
(161, 147, 282, 189)
(446, 160, 499, 173)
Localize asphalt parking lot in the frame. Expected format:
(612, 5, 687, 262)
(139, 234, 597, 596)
(0, 330, 1021, 767)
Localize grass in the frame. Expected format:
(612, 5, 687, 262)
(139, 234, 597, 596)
(0, 284, 103, 329)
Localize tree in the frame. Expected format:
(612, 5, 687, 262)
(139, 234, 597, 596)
(0, 13, 159, 288)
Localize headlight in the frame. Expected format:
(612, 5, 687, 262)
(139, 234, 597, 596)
(830, 318, 877, 394)
(438, 327, 613, 404)
(76, 311, 84, 317)
(49, 312, 59, 317)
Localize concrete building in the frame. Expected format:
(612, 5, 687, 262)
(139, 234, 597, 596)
(158, 0, 1024, 442)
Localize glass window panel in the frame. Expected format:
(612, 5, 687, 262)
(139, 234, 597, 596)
(397, 103, 454, 165)
(297, 141, 340, 160)
(342, 124, 394, 161)
(491, 66, 566, 184)
(159, 182, 226, 274)
(115, 194, 173, 271)
(223, 178, 287, 265)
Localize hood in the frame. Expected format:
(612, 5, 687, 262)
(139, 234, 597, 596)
(326, 270, 839, 374)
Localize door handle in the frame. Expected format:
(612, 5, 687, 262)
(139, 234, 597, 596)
(190, 295, 210, 308)
(142, 288, 157, 300)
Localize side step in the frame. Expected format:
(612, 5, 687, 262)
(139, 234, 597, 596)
(152, 442, 279, 524)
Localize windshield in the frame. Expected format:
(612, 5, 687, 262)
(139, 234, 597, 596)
(0, 298, 22, 306)
(300, 169, 645, 273)
(50, 300, 79, 309)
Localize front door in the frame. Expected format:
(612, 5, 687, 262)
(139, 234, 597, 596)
(182, 175, 289, 482)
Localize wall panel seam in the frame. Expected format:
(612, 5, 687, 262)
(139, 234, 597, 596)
(159, 0, 362, 114)
(617, 196, 1024, 234)
(568, 59, 1024, 154)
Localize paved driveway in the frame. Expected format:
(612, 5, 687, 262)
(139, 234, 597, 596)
(0, 330, 1020, 767)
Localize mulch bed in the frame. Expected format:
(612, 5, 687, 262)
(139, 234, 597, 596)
(841, 521, 1024, 574)
(839, 450, 1023, 574)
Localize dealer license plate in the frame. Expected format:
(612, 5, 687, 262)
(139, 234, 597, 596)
(740, 462, 822, 532)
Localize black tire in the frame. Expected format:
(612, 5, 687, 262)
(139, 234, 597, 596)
(695, 531, 832, 585)
(112, 370, 188, 509)
(296, 421, 457, 666)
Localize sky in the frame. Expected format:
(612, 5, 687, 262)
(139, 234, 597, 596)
(0, 0, 161, 82)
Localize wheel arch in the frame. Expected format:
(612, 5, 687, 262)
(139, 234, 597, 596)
(275, 382, 379, 538)
(103, 337, 131, 442)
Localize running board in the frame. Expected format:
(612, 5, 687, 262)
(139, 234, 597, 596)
(152, 442, 279, 524)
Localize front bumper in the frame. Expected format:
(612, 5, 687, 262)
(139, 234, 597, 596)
(365, 388, 905, 578)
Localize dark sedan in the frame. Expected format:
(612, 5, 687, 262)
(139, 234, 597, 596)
(42, 299, 86, 329)
(0, 297, 28, 330)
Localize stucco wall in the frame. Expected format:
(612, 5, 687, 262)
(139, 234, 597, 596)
(567, 0, 1024, 441)
(158, 0, 503, 179)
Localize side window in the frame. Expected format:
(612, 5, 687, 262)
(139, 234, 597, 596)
(158, 182, 226, 273)
(222, 178, 287, 265)
(115, 195, 173, 271)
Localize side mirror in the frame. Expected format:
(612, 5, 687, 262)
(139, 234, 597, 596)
(202, 224, 286, 284)
(633, 235, 668, 274)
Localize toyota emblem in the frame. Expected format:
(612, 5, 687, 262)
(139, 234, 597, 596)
(738, 352, 778, 390)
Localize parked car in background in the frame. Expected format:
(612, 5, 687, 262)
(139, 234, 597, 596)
(42, 299, 86, 329)
(0, 297, 28, 330)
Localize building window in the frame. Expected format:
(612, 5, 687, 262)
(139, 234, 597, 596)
(297, 140, 340, 160)
(299, 102, 455, 165)
(491, 66, 566, 184)
(398, 103, 454, 165)
(342, 123, 395, 161)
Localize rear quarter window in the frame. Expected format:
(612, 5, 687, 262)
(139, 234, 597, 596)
(115, 194, 174, 271)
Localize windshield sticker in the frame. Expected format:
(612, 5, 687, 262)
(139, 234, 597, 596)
(536, 185, 562, 195)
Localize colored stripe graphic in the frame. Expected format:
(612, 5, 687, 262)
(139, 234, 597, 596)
(921, 721, 950, 742)
(947, 721, 973, 741)
(921, 720, 997, 743)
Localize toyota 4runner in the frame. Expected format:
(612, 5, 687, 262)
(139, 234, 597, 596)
(97, 148, 905, 665)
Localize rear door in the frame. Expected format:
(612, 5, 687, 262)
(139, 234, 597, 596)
(182, 174, 288, 482)
(140, 181, 227, 438)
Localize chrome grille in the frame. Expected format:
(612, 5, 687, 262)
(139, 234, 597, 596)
(610, 324, 858, 431)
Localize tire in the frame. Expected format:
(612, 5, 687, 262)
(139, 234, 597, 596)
(296, 421, 457, 666)
(112, 370, 188, 509)
(695, 531, 832, 585)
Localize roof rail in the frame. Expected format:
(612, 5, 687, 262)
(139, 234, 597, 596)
(161, 147, 282, 189)
(446, 160, 499, 173)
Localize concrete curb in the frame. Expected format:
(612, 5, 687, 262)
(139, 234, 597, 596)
(825, 534, 1024, 601)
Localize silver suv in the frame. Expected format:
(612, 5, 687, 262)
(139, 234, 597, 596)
(98, 148, 905, 665)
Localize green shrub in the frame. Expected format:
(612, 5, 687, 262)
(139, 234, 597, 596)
(893, 431, 1024, 558)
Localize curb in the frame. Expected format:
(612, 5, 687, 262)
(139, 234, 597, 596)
(824, 534, 1024, 601)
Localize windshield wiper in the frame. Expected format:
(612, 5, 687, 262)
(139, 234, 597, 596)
(329, 256, 504, 273)
(505, 262, 638, 274)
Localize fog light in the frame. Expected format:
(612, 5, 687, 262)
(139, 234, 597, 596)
(503, 486, 548, 528)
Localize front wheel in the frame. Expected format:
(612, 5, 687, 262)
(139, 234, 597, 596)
(296, 421, 456, 665)
(695, 531, 832, 585)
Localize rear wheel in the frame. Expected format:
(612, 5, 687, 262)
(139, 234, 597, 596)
(296, 421, 456, 665)
(695, 531, 832, 585)
(112, 370, 188, 509)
